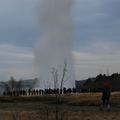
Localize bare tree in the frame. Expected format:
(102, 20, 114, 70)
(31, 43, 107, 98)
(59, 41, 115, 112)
(51, 68, 59, 90)
(51, 60, 69, 120)
(51, 60, 68, 93)
(60, 60, 68, 94)
(9, 76, 16, 91)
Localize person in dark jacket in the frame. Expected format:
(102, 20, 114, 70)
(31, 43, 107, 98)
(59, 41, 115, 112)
(100, 79, 111, 111)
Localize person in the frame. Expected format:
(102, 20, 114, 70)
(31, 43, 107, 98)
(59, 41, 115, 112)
(100, 79, 111, 111)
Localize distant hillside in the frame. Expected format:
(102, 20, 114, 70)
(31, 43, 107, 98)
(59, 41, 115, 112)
(76, 73, 120, 92)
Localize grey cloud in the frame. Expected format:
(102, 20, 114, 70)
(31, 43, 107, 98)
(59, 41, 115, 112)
(72, 0, 120, 79)
(0, 44, 35, 80)
(0, 0, 40, 47)
(73, 0, 120, 51)
(0, 0, 38, 28)
(0, 28, 40, 47)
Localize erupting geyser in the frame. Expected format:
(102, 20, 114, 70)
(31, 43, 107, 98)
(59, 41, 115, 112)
(35, 0, 74, 89)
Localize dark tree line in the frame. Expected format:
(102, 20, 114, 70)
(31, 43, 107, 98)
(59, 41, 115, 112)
(76, 73, 120, 92)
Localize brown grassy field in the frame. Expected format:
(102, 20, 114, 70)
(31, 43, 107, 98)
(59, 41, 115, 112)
(0, 111, 119, 120)
(0, 92, 119, 120)
(0, 92, 120, 106)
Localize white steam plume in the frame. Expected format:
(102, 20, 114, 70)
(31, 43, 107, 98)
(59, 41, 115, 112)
(35, 0, 74, 89)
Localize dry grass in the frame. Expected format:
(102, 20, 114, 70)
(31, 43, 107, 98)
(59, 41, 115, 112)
(60, 92, 120, 106)
(0, 92, 120, 106)
(0, 111, 119, 120)
(0, 92, 120, 120)
(63, 93, 101, 106)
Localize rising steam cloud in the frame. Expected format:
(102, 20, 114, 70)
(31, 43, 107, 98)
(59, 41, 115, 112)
(35, 0, 74, 88)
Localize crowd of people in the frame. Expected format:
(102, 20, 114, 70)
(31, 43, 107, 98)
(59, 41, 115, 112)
(2, 79, 111, 111)
(3, 88, 77, 96)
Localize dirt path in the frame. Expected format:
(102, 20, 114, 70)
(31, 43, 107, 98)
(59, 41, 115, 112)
(0, 102, 120, 112)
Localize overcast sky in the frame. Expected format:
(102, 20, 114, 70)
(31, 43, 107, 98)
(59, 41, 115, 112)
(0, 0, 120, 81)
